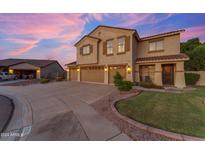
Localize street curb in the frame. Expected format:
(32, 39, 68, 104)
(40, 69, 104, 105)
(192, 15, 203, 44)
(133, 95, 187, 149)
(110, 92, 205, 141)
(0, 90, 33, 141)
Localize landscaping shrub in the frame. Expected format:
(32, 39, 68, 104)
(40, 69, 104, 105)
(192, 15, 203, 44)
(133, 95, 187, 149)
(140, 80, 163, 89)
(118, 80, 133, 91)
(56, 76, 64, 82)
(113, 71, 123, 86)
(185, 73, 200, 85)
(40, 78, 50, 84)
(113, 72, 133, 91)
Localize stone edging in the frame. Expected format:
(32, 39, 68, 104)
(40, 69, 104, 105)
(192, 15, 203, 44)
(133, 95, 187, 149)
(110, 92, 205, 141)
(0, 90, 33, 141)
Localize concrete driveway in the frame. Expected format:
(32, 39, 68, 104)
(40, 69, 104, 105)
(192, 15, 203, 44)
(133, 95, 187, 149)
(0, 95, 14, 133)
(0, 81, 131, 141)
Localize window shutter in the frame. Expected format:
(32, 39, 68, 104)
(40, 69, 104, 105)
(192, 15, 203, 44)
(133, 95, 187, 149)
(80, 47, 83, 55)
(89, 45, 93, 54)
(103, 41, 107, 55)
(125, 36, 130, 52)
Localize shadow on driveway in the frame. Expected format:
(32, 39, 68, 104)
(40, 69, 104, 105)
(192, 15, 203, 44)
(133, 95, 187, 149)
(0, 95, 14, 133)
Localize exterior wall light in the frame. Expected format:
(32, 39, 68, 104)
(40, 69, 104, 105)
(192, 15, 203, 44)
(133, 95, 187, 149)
(9, 69, 14, 74)
(77, 68, 80, 72)
(66, 68, 69, 72)
(37, 69, 40, 73)
(127, 66, 131, 74)
(104, 67, 108, 72)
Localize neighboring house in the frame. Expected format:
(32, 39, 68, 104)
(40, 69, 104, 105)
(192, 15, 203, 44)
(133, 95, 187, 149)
(66, 25, 189, 88)
(0, 58, 65, 79)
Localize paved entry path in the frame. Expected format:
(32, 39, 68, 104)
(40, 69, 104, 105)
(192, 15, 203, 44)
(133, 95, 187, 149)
(0, 81, 131, 141)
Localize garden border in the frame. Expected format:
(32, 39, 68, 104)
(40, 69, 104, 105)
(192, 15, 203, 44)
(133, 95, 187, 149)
(110, 92, 205, 141)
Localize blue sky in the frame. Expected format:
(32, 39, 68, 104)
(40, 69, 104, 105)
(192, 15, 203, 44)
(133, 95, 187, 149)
(0, 13, 205, 66)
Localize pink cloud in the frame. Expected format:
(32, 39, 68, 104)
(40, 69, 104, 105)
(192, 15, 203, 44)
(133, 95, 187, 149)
(9, 43, 37, 56)
(0, 14, 86, 39)
(115, 13, 175, 28)
(0, 14, 87, 56)
(6, 38, 39, 44)
(181, 25, 205, 42)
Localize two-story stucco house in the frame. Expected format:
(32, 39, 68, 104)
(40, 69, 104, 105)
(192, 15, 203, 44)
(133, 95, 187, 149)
(66, 25, 189, 88)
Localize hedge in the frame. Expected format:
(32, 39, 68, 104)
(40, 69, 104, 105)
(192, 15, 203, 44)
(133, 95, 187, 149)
(185, 73, 200, 85)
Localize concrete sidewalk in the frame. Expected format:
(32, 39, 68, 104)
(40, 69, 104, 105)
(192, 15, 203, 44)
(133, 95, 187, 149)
(0, 81, 131, 141)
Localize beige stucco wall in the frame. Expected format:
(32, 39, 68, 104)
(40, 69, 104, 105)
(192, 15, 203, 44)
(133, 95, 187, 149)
(137, 34, 180, 58)
(186, 71, 205, 86)
(10, 63, 39, 70)
(135, 61, 186, 88)
(76, 38, 98, 65)
(76, 27, 136, 82)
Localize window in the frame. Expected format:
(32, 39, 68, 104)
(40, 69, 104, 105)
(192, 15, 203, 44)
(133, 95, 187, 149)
(107, 40, 113, 55)
(118, 37, 125, 53)
(82, 45, 90, 54)
(149, 40, 163, 51)
(140, 65, 155, 82)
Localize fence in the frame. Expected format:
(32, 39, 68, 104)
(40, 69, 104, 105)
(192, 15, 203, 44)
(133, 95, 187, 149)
(186, 71, 205, 86)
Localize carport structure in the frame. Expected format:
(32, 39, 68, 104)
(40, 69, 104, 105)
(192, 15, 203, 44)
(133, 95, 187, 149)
(0, 58, 65, 79)
(9, 62, 40, 79)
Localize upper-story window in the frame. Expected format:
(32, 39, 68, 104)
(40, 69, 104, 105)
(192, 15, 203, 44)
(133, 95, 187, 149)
(149, 40, 163, 51)
(106, 40, 113, 55)
(118, 37, 125, 53)
(82, 45, 90, 54)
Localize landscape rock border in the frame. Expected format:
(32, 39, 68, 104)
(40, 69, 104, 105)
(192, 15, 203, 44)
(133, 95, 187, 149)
(110, 91, 205, 141)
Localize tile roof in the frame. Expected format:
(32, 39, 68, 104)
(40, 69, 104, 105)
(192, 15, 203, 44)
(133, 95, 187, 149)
(136, 53, 189, 63)
(140, 30, 185, 41)
(65, 61, 77, 66)
(0, 58, 57, 68)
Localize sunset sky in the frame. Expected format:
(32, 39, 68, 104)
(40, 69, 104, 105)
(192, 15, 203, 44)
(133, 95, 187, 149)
(0, 13, 205, 67)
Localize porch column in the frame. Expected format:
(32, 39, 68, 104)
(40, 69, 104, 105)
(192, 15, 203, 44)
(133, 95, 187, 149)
(135, 64, 140, 83)
(66, 68, 70, 80)
(77, 67, 81, 81)
(126, 64, 133, 82)
(175, 61, 186, 88)
(36, 69, 41, 79)
(104, 65, 109, 84)
(154, 63, 162, 86)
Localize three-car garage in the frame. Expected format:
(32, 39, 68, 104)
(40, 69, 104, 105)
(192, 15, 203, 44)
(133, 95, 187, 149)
(68, 64, 127, 84)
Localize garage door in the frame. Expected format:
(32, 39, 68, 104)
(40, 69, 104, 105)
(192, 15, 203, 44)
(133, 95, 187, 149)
(70, 68, 78, 81)
(81, 66, 104, 83)
(109, 65, 126, 83)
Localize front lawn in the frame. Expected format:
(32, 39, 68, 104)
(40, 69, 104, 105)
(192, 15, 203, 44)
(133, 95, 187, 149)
(116, 87, 205, 138)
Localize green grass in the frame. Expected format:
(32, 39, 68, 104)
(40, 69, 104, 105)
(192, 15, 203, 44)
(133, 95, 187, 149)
(116, 87, 205, 138)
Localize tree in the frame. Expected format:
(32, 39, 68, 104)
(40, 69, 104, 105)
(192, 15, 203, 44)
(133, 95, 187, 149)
(181, 38, 201, 54)
(181, 38, 205, 71)
(188, 45, 205, 71)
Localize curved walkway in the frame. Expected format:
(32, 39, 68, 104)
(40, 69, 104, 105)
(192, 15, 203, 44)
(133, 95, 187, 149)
(0, 95, 14, 133)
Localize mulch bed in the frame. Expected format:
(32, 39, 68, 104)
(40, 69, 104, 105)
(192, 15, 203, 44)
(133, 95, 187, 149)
(91, 89, 174, 141)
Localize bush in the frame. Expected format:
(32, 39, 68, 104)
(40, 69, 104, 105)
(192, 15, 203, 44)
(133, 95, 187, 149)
(113, 72, 133, 91)
(113, 71, 123, 86)
(118, 80, 133, 91)
(185, 73, 200, 85)
(40, 78, 50, 84)
(56, 76, 64, 82)
(140, 80, 163, 89)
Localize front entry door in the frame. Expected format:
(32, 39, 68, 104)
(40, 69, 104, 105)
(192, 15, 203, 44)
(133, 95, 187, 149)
(162, 64, 174, 85)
